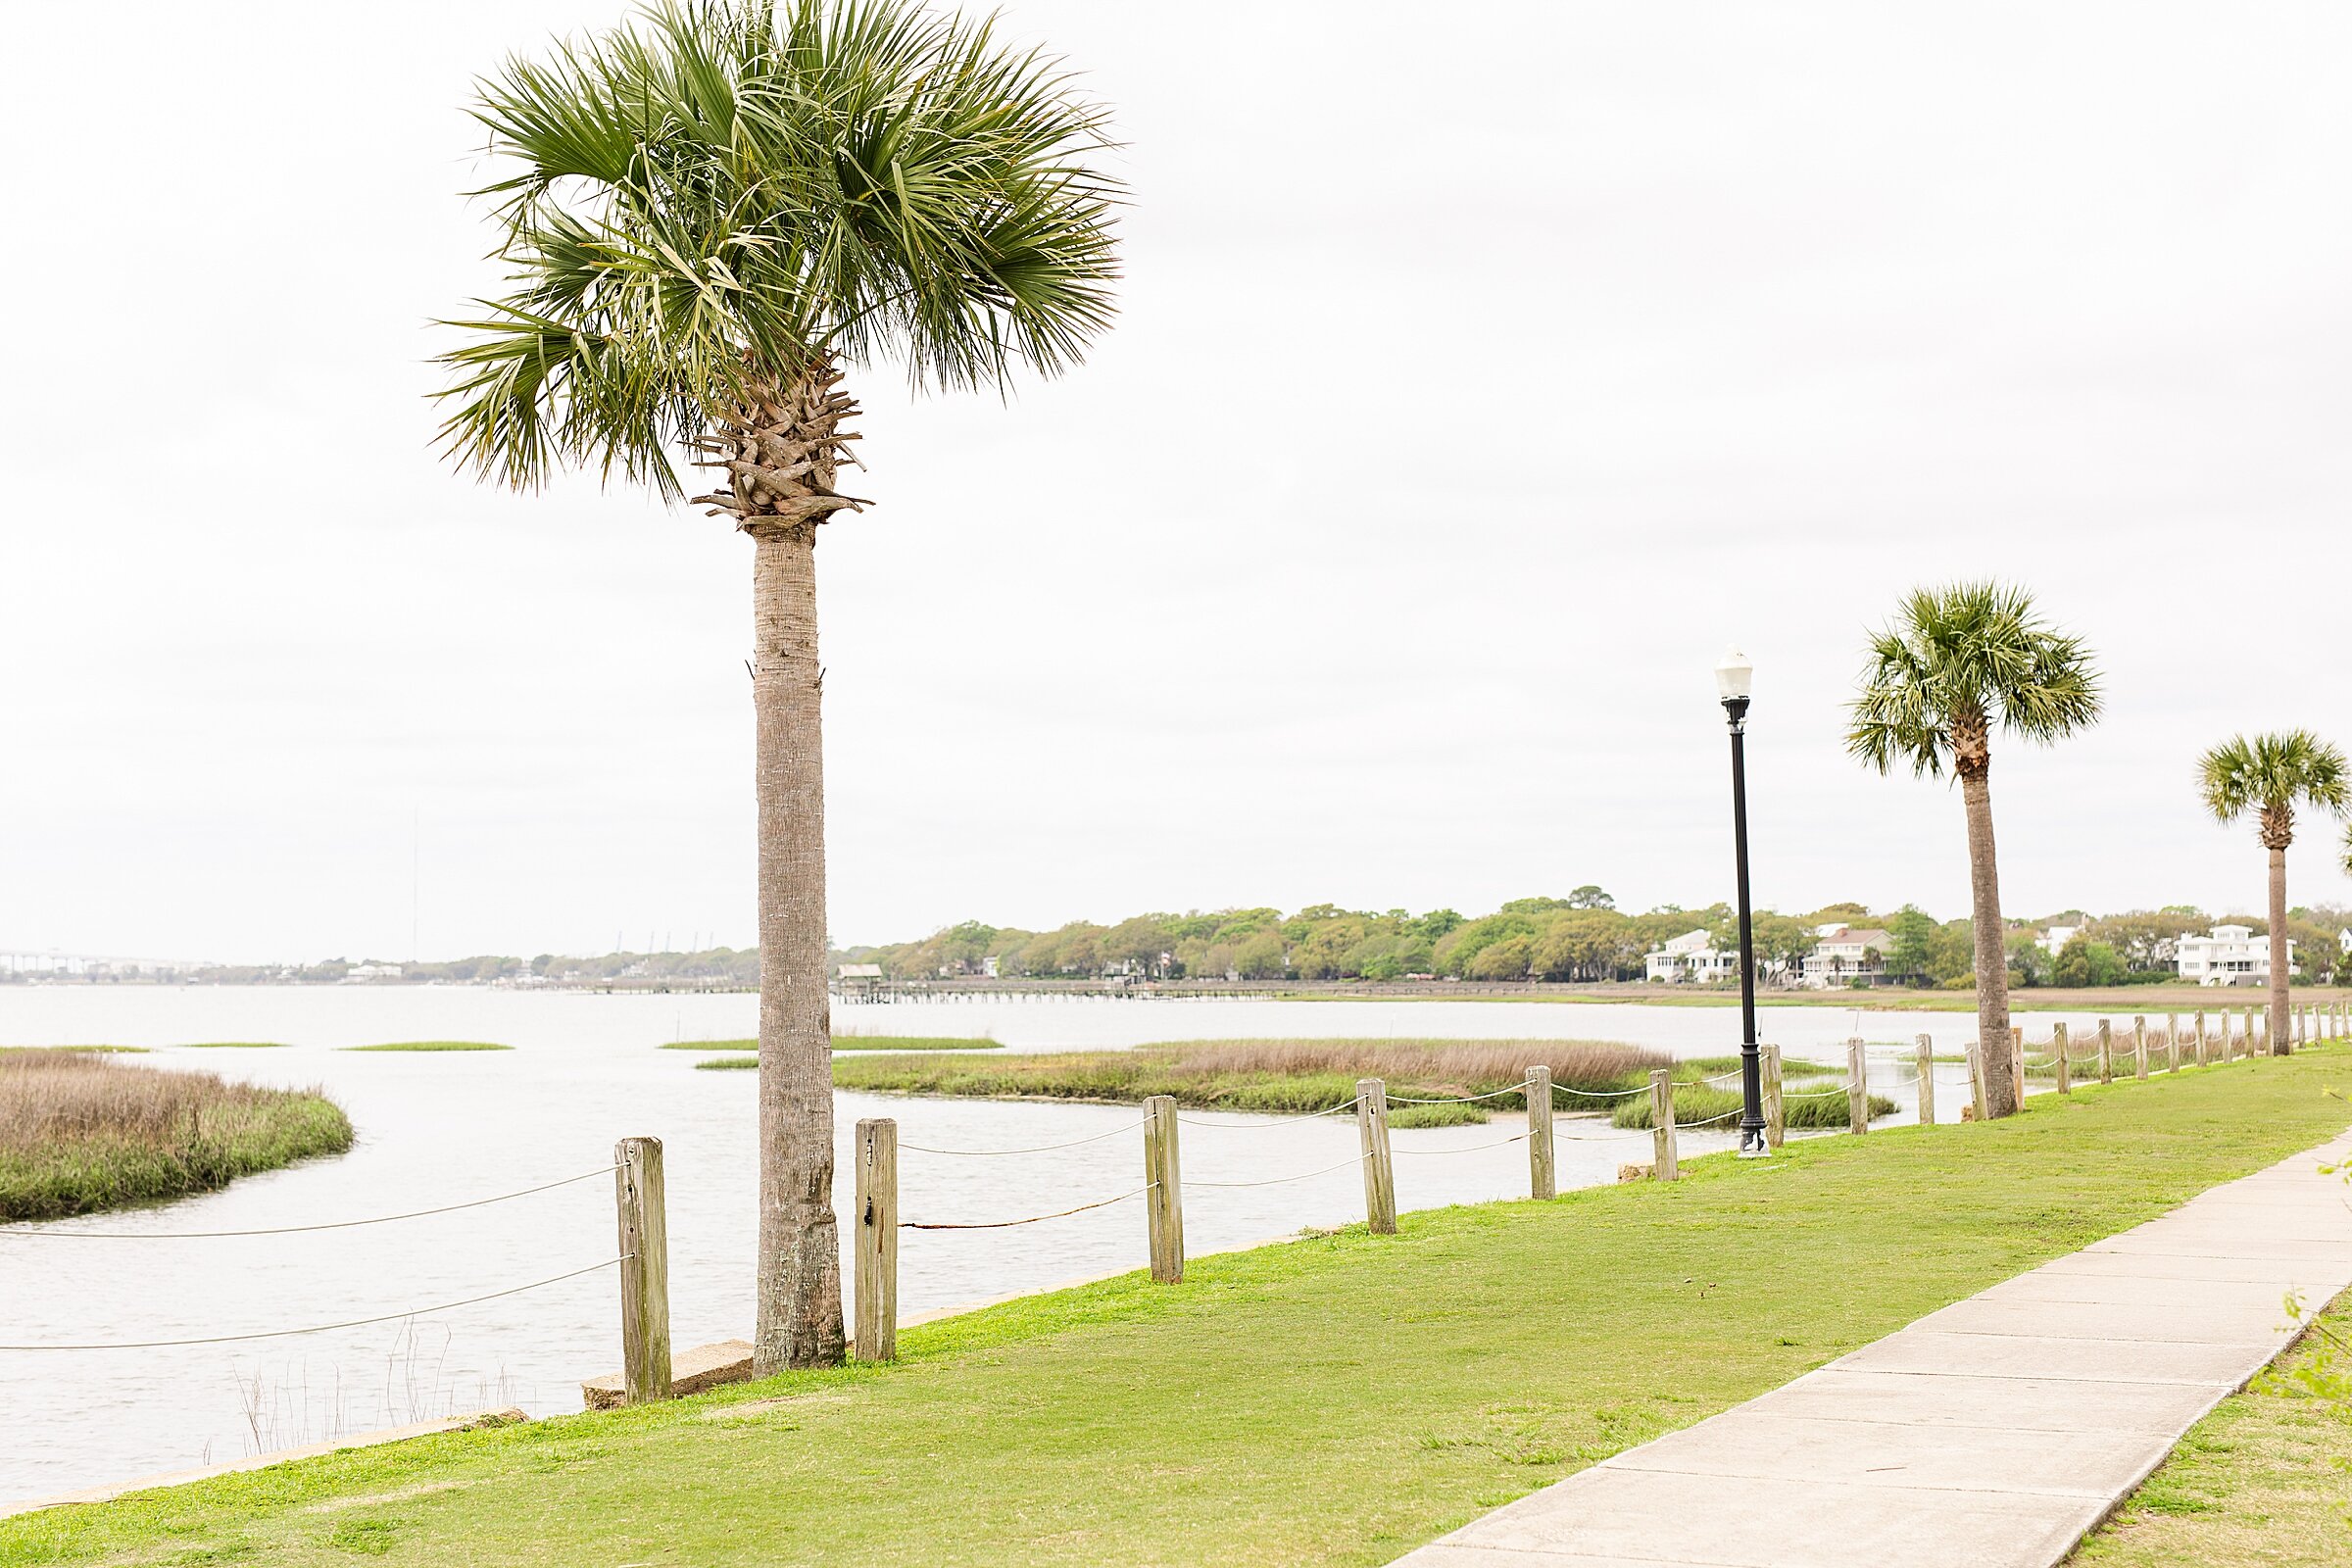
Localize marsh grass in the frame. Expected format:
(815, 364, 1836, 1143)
(832, 1038, 1673, 1126)
(0, 1053, 352, 1219)
(662, 1036, 1004, 1052)
(1610, 1083, 1898, 1129)
(341, 1042, 512, 1053)
(695, 1055, 759, 1071)
(0, 1045, 148, 1054)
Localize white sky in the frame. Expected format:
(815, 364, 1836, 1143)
(4, 1, 2349, 962)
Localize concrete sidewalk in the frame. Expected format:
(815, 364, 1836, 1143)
(1391, 1132, 2352, 1568)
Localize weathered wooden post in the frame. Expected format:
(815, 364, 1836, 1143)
(2051, 1022, 2071, 1095)
(1967, 1038, 1986, 1122)
(1144, 1094, 1184, 1283)
(1357, 1079, 1396, 1234)
(2166, 1014, 2181, 1073)
(1846, 1038, 1870, 1135)
(613, 1136, 671, 1404)
(854, 1118, 899, 1360)
(2194, 1009, 2208, 1066)
(2298, 1004, 2309, 1049)
(2009, 1025, 2027, 1108)
(2133, 1016, 2148, 1081)
(1526, 1066, 1555, 1200)
(1915, 1035, 1936, 1125)
(2250, 1007, 2263, 1055)
(1762, 1044, 1785, 1150)
(2219, 1008, 2232, 1059)
(2096, 1018, 2113, 1085)
(1649, 1068, 1680, 1181)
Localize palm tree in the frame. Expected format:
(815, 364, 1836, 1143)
(434, 0, 1119, 1369)
(2200, 733, 2347, 1054)
(1847, 582, 2101, 1117)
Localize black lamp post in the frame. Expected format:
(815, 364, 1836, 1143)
(1715, 647, 1766, 1157)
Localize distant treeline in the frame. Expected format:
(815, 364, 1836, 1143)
(838, 892, 2352, 990)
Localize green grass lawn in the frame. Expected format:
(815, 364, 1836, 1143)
(338, 1042, 513, 1053)
(2075, 1298, 2352, 1567)
(9, 1052, 2351, 1567)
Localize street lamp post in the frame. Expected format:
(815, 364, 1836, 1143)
(1716, 648, 1766, 1157)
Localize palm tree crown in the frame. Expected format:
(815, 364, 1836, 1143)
(1847, 580, 2101, 779)
(434, 0, 1121, 501)
(2200, 732, 2349, 851)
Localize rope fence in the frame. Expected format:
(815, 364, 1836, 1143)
(7, 998, 2341, 1396)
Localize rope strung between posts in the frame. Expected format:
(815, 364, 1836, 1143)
(1394, 1132, 1533, 1155)
(1385, 1080, 1535, 1104)
(1781, 1085, 1851, 1100)
(0, 1165, 623, 1240)
(1552, 1083, 1651, 1100)
(899, 1118, 1150, 1157)
(901, 1184, 1155, 1231)
(1676, 1107, 1742, 1128)
(0, 1256, 629, 1351)
(1177, 1098, 1360, 1130)
(1186, 1154, 1366, 1190)
(1549, 1124, 1654, 1143)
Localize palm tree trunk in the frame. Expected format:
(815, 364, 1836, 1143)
(2268, 844, 2290, 1055)
(1960, 769, 2018, 1116)
(751, 518, 845, 1371)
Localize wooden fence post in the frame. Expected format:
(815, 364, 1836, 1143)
(1649, 1068, 1680, 1180)
(613, 1136, 671, 1405)
(1762, 1045, 1785, 1150)
(2096, 1019, 2113, 1085)
(2133, 1016, 2148, 1081)
(1967, 1038, 1986, 1123)
(2051, 1022, 2071, 1094)
(1144, 1095, 1184, 1283)
(1526, 1066, 1555, 1200)
(2298, 1004, 2309, 1049)
(1357, 1079, 1396, 1234)
(2166, 1014, 2181, 1073)
(2008, 1025, 2025, 1109)
(2195, 1009, 2208, 1066)
(1846, 1039, 1870, 1135)
(1915, 1035, 1936, 1126)
(2249, 1007, 2262, 1055)
(854, 1118, 899, 1360)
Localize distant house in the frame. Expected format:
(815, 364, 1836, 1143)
(1800, 925, 1891, 988)
(344, 962, 403, 983)
(2037, 924, 2082, 956)
(1644, 928, 1738, 984)
(2176, 925, 2292, 987)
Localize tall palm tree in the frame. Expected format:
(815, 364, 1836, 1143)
(434, 0, 1119, 1369)
(2200, 733, 2347, 1054)
(1847, 582, 2101, 1117)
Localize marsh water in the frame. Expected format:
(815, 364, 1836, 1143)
(0, 987, 2074, 1509)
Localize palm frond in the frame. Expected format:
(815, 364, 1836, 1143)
(435, 0, 1123, 493)
(2198, 731, 2350, 826)
(1845, 579, 2102, 777)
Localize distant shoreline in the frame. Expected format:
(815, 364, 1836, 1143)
(5, 975, 2338, 1015)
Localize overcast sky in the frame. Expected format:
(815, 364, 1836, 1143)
(4, 1, 2348, 963)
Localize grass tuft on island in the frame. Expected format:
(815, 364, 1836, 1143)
(0, 1045, 149, 1054)
(14, 1047, 2351, 1567)
(662, 1036, 1004, 1053)
(340, 1041, 513, 1053)
(826, 1039, 1784, 1127)
(0, 1052, 352, 1220)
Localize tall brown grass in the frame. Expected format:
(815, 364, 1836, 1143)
(831, 1037, 1673, 1126)
(0, 1050, 353, 1220)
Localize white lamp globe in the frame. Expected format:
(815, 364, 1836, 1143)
(1714, 647, 1754, 702)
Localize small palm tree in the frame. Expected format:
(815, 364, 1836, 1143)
(1848, 582, 2101, 1118)
(435, 0, 1119, 1369)
(2201, 733, 2348, 1054)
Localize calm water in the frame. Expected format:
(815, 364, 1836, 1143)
(0, 987, 2079, 1508)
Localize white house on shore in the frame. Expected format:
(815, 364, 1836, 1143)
(2176, 925, 2292, 987)
(1644, 928, 1738, 984)
(1799, 924, 1892, 989)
